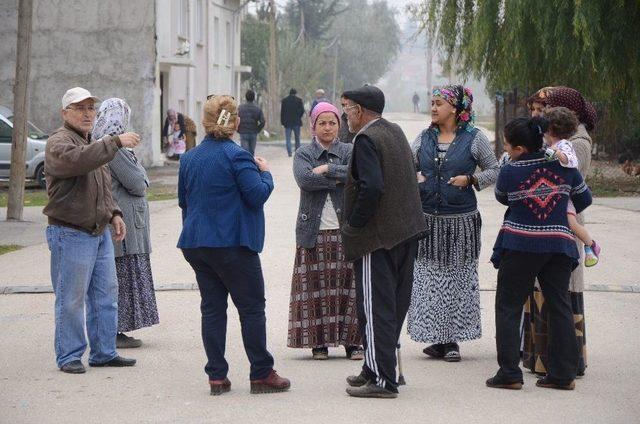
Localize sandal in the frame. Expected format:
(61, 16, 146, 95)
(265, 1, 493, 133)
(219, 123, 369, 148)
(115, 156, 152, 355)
(312, 347, 329, 360)
(422, 343, 445, 358)
(346, 346, 364, 360)
(443, 342, 461, 362)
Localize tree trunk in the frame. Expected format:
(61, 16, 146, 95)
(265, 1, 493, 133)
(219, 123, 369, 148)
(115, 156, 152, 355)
(6, 0, 34, 221)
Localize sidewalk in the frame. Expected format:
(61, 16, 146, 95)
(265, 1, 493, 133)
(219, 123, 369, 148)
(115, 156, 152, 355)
(1, 115, 639, 422)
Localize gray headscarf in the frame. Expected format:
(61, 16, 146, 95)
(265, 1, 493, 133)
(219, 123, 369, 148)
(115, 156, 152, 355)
(92, 98, 131, 140)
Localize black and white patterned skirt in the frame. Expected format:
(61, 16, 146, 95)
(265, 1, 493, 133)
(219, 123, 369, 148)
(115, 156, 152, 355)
(407, 211, 482, 344)
(115, 254, 160, 333)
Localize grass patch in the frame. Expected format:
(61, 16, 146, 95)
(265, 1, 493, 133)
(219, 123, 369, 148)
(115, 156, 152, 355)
(0, 245, 22, 255)
(0, 190, 50, 207)
(587, 177, 640, 197)
(0, 185, 177, 207)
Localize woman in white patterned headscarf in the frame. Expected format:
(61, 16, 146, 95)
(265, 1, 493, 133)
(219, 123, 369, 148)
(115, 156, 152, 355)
(93, 98, 159, 349)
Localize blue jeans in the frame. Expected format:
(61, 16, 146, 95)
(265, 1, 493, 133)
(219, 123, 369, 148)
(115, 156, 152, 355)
(182, 246, 274, 381)
(46, 225, 119, 367)
(240, 133, 258, 156)
(284, 126, 301, 157)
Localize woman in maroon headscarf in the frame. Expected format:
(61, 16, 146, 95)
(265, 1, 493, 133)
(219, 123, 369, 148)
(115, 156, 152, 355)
(522, 86, 596, 377)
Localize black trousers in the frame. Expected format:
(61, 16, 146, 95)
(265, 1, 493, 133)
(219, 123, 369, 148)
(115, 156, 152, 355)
(354, 239, 418, 392)
(496, 250, 579, 384)
(182, 247, 274, 381)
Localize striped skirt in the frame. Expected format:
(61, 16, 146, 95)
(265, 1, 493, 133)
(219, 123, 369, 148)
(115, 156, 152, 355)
(287, 229, 360, 348)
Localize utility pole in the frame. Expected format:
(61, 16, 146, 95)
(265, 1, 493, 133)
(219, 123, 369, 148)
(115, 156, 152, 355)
(425, 31, 433, 99)
(267, 0, 278, 132)
(7, 0, 34, 221)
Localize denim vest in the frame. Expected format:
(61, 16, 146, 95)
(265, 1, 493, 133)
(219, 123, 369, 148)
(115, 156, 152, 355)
(417, 127, 479, 215)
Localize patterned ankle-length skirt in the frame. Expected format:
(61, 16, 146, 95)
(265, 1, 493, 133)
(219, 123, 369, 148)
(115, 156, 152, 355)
(115, 253, 160, 333)
(522, 288, 587, 374)
(287, 229, 360, 348)
(408, 211, 482, 344)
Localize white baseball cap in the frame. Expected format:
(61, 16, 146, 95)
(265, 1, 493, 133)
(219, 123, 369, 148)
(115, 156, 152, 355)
(61, 87, 100, 109)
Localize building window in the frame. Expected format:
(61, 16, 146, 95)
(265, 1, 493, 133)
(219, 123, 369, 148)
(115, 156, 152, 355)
(213, 17, 220, 64)
(226, 21, 232, 65)
(196, 0, 204, 45)
(178, 0, 189, 39)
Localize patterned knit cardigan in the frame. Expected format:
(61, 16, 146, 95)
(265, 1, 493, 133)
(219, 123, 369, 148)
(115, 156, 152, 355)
(491, 151, 592, 269)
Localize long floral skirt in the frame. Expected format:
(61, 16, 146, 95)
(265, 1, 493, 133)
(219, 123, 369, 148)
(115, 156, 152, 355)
(115, 254, 160, 333)
(522, 288, 587, 375)
(408, 211, 482, 344)
(287, 230, 360, 348)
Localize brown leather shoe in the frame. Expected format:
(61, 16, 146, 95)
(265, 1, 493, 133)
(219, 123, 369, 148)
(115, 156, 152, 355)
(209, 378, 231, 396)
(536, 377, 575, 390)
(250, 370, 291, 394)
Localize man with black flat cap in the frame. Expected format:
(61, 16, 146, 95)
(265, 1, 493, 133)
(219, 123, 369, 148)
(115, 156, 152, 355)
(340, 85, 426, 398)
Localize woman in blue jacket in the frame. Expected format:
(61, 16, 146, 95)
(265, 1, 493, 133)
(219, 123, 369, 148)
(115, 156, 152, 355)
(178, 95, 290, 396)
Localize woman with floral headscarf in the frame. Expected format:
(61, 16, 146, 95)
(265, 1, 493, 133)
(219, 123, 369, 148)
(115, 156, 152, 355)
(93, 98, 159, 349)
(407, 85, 499, 361)
(521, 86, 596, 377)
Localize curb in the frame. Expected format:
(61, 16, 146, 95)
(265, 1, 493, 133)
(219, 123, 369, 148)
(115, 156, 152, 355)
(2, 283, 639, 295)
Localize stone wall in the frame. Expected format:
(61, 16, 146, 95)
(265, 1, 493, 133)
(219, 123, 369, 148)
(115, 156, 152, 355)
(0, 0, 158, 165)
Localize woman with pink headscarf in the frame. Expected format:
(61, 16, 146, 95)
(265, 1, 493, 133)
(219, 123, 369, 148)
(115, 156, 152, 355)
(287, 102, 363, 360)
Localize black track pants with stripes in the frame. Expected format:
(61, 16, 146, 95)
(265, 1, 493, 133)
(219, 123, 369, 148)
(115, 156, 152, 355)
(353, 239, 418, 392)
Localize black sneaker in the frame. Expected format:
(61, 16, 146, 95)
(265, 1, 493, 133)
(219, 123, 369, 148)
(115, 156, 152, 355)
(443, 342, 461, 362)
(486, 375, 523, 390)
(536, 376, 575, 390)
(346, 371, 369, 387)
(89, 355, 136, 367)
(346, 382, 397, 399)
(60, 360, 86, 374)
(422, 343, 445, 358)
(312, 347, 329, 360)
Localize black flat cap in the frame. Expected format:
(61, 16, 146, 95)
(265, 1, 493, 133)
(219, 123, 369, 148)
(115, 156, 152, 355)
(342, 85, 385, 114)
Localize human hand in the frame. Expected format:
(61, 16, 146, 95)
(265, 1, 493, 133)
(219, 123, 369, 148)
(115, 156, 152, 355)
(119, 132, 141, 148)
(255, 157, 270, 172)
(111, 215, 127, 241)
(448, 175, 469, 187)
(312, 164, 329, 175)
(417, 172, 426, 183)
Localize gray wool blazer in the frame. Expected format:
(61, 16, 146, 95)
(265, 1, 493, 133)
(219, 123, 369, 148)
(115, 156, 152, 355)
(109, 149, 152, 257)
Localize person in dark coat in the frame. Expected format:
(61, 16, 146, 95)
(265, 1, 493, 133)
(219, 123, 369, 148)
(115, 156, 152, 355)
(280, 88, 305, 157)
(238, 90, 265, 156)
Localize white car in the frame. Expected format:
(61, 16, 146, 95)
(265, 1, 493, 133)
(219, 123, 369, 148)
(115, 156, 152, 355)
(0, 105, 48, 188)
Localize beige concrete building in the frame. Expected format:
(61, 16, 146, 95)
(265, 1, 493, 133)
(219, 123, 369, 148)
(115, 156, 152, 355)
(0, 0, 251, 166)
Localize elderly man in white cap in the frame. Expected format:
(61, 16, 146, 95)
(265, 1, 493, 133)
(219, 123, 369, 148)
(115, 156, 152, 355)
(311, 88, 329, 114)
(43, 87, 141, 374)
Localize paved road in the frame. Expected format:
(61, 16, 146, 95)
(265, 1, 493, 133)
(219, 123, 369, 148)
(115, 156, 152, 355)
(1, 112, 639, 422)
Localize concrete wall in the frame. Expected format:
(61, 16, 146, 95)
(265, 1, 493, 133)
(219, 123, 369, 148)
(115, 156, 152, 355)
(0, 0, 158, 165)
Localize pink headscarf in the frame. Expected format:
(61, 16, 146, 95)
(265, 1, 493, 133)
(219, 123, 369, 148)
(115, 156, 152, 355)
(310, 101, 340, 136)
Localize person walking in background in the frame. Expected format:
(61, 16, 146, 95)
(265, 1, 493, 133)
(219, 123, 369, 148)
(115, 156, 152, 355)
(178, 95, 290, 396)
(407, 85, 499, 362)
(487, 116, 592, 391)
(281, 88, 305, 157)
(311, 88, 329, 114)
(44, 87, 139, 373)
(238, 89, 266, 156)
(412, 92, 420, 113)
(92, 98, 160, 350)
(340, 85, 427, 399)
(287, 102, 363, 361)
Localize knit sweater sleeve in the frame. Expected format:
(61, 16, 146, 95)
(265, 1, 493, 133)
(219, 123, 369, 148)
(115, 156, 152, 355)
(494, 165, 510, 206)
(471, 130, 499, 190)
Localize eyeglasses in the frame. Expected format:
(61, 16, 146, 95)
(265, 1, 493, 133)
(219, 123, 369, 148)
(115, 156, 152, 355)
(66, 105, 96, 113)
(207, 94, 235, 100)
(341, 104, 359, 113)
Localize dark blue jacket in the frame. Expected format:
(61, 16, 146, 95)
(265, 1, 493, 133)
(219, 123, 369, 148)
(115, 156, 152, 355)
(491, 151, 592, 269)
(177, 137, 274, 253)
(417, 127, 480, 214)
